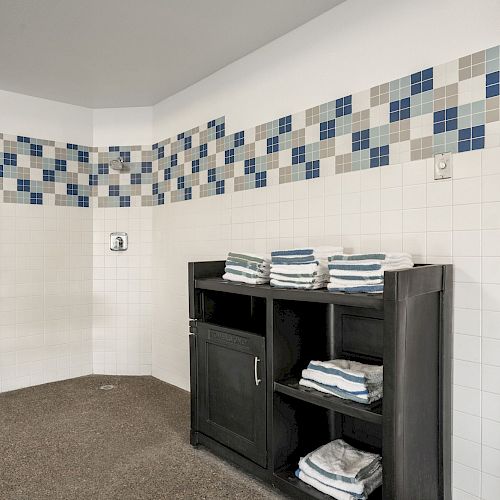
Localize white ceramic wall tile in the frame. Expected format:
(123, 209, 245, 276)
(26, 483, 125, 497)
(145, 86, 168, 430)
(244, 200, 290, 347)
(482, 472, 500, 500)
(453, 461, 482, 497)
(454, 435, 482, 470)
(482, 445, 500, 478)
(0, 205, 93, 392)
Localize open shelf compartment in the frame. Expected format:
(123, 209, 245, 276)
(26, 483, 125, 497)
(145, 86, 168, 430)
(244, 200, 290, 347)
(274, 378, 382, 425)
(274, 465, 382, 500)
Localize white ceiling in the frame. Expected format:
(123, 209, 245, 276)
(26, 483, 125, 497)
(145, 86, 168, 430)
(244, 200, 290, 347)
(0, 0, 342, 108)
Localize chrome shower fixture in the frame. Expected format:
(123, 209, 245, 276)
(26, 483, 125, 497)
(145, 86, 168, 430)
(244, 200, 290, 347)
(109, 157, 125, 171)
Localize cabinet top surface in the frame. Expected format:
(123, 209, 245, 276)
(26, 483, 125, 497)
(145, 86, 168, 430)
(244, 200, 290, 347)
(195, 277, 385, 309)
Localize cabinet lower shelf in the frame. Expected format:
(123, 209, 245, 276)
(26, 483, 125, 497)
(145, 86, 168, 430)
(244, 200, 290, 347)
(274, 378, 383, 425)
(273, 466, 382, 500)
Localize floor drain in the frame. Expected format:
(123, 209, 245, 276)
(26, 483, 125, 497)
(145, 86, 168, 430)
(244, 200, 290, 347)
(99, 384, 115, 390)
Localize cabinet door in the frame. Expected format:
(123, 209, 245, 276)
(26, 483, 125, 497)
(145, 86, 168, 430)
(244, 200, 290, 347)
(196, 322, 267, 467)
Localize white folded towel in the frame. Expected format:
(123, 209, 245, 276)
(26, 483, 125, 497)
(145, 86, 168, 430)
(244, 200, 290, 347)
(303, 440, 381, 480)
(299, 378, 383, 403)
(270, 262, 328, 275)
(297, 439, 382, 499)
(299, 359, 383, 403)
(304, 359, 382, 386)
(270, 279, 327, 290)
(270, 273, 329, 284)
(222, 272, 269, 285)
(225, 264, 269, 277)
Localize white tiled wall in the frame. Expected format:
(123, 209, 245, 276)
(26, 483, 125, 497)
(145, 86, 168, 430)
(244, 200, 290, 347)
(151, 146, 500, 499)
(92, 207, 152, 375)
(0, 204, 93, 392)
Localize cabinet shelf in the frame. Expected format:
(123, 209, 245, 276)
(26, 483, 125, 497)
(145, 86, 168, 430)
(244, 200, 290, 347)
(194, 278, 384, 310)
(273, 465, 382, 500)
(274, 378, 383, 425)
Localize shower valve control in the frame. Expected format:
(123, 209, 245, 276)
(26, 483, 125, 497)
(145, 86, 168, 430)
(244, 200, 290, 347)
(110, 232, 128, 251)
(434, 152, 452, 180)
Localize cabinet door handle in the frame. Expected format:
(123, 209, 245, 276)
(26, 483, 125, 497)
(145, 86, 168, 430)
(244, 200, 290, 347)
(254, 357, 262, 386)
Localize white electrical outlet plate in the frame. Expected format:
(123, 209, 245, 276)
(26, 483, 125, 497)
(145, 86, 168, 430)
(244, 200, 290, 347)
(434, 152, 452, 180)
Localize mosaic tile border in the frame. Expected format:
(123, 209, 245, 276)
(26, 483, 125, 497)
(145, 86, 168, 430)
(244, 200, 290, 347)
(0, 45, 499, 207)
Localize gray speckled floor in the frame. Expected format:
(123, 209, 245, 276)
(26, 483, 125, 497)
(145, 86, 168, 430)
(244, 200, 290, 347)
(0, 375, 285, 500)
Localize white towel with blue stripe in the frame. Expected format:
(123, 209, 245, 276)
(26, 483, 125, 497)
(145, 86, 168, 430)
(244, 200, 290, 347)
(272, 246, 342, 263)
(299, 359, 383, 404)
(296, 439, 382, 500)
(327, 253, 413, 294)
(270, 246, 342, 289)
(223, 251, 270, 284)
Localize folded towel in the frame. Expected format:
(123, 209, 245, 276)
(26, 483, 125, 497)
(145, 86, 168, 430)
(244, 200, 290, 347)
(224, 267, 269, 280)
(306, 360, 383, 386)
(270, 262, 327, 275)
(328, 265, 383, 277)
(329, 276, 384, 285)
(228, 251, 270, 264)
(226, 259, 270, 272)
(222, 252, 271, 285)
(270, 273, 329, 284)
(272, 255, 317, 265)
(295, 468, 371, 500)
(271, 248, 315, 257)
(270, 279, 326, 290)
(225, 264, 269, 277)
(299, 378, 382, 404)
(222, 272, 269, 285)
(300, 457, 381, 493)
(302, 439, 381, 482)
(328, 252, 412, 262)
(296, 440, 382, 499)
(272, 246, 343, 266)
(299, 360, 383, 404)
(327, 284, 384, 294)
(273, 246, 342, 258)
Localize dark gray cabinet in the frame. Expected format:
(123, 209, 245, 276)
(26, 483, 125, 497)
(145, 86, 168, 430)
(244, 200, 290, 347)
(188, 261, 452, 500)
(194, 322, 267, 467)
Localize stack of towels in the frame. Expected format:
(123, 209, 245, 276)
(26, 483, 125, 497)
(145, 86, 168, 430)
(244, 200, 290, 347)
(222, 252, 270, 284)
(296, 439, 382, 500)
(270, 247, 343, 290)
(327, 252, 414, 293)
(299, 359, 383, 404)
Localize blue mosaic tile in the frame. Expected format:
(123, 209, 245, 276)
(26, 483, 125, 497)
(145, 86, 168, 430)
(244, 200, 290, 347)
(267, 136, 279, 154)
(208, 168, 216, 183)
(305, 160, 320, 179)
(225, 149, 235, 164)
(486, 71, 500, 98)
(352, 129, 370, 151)
(17, 179, 30, 192)
(434, 107, 458, 134)
(234, 131, 245, 147)
(292, 146, 305, 164)
(255, 171, 266, 188)
(335, 95, 352, 117)
(30, 192, 42, 205)
(245, 158, 256, 174)
(320, 120, 335, 140)
(279, 115, 292, 134)
(215, 180, 224, 195)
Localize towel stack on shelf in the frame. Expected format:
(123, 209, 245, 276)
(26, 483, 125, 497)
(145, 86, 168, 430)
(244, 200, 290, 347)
(296, 439, 382, 500)
(270, 247, 343, 290)
(222, 252, 270, 284)
(298, 359, 383, 404)
(327, 252, 414, 294)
